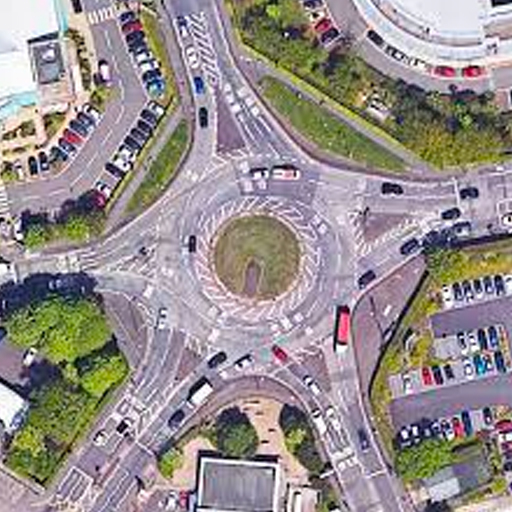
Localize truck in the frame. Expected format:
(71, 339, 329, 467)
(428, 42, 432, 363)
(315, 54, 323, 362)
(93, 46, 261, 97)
(333, 305, 350, 353)
(186, 377, 213, 408)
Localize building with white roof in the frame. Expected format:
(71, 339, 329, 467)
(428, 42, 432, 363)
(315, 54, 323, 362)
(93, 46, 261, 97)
(0, 381, 28, 434)
(0, 0, 68, 121)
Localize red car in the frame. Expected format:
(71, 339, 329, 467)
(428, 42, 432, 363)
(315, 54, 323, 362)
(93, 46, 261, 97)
(178, 491, 188, 509)
(63, 128, 82, 145)
(452, 417, 464, 438)
(314, 18, 333, 34)
(462, 65, 485, 78)
(421, 367, 433, 386)
(271, 345, 288, 364)
(496, 419, 512, 433)
(122, 20, 143, 34)
(434, 65, 456, 78)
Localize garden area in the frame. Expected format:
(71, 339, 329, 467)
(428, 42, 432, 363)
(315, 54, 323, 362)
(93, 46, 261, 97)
(3, 294, 128, 484)
(229, 0, 512, 168)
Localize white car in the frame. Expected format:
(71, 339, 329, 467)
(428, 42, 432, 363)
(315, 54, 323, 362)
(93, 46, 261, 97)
(468, 331, 479, 353)
(93, 430, 108, 446)
(272, 166, 301, 181)
(135, 51, 153, 65)
(311, 409, 327, 435)
(117, 145, 137, 162)
(83, 103, 102, 124)
(185, 46, 200, 69)
(463, 357, 475, 379)
(303, 375, 321, 396)
(95, 180, 112, 199)
(157, 307, 169, 330)
(502, 212, 512, 228)
(402, 373, 413, 394)
(441, 285, 454, 309)
(148, 101, 165, 119)
(139, 60, 159, 74)
(23, 347, 38, 367)
(504, 274, 512, 295)
(112, 156, 132, 172)
(249, 167, 270, 180)
(234, 354, 253, 370)
(325, 406, 342, 432)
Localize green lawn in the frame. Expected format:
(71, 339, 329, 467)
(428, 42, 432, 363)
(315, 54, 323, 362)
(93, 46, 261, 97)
(213, 215, 301, 299)
(141, 9, 177, 107)
(126, 120, 188, 215)
(260, 76, 405, 172)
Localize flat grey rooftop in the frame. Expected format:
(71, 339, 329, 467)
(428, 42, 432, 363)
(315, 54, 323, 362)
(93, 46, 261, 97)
(197, 458, 278, 512)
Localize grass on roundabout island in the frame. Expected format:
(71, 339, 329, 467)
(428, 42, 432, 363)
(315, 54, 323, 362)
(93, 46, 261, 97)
(213, 215, 301, 300)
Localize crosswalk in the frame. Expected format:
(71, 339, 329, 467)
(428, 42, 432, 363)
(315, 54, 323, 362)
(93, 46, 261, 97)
(86, 6, 116, 26)
(0, 180, 11, 219)
(186, 12, 221, 87)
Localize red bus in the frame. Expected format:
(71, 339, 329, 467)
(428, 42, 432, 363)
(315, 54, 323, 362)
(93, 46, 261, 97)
(334, 305, 350, 353)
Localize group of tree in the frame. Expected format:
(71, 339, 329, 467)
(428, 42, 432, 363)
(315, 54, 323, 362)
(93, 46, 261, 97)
(278, 404, 323, 475)
(213, 407, 259, 458)
(4, 296, 128, 484)
(234, 0, 512, 168)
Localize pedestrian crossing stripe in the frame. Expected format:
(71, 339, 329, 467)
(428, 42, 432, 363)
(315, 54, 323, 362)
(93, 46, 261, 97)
(87, 6, 116, 26)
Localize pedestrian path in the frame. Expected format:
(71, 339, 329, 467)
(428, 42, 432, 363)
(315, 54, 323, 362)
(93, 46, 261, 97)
(86, 6, 116, 26)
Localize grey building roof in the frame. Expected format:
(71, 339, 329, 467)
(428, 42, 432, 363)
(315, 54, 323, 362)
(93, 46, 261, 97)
(197, 457, 280, 512)
(424, 466, 461, 502)
(30, 36, 65, 85)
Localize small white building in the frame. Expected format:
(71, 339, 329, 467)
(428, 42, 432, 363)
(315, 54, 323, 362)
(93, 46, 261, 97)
(0, 382, 28, 434)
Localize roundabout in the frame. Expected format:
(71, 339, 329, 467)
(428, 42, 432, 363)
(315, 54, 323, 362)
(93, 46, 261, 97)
(213, 214, 301, 301)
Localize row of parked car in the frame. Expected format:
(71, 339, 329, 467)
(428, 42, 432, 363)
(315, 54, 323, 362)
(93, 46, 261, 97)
(97, 101, 165, 204)
(26, 103, 102, 177)
(366, 29, 486, 79)
(119, 9, 166, 97)
(397, 408, 494, 449)
(299, 0, 341, 47)
(442, 274, 512, 310)
(456, 326, 503, 356)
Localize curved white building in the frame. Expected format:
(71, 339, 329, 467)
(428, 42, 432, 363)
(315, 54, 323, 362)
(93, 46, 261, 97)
(353, 0, 512, 67)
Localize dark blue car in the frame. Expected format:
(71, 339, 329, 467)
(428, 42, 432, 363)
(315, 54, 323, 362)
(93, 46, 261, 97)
(461, 411, 473, 436)
(193, 76, 205, 94)
(473, 354, 485, 375)
(495, 350, 507, 374)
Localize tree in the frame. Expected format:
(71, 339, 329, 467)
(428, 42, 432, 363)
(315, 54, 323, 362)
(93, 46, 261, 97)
(157, 447, 184, 478)
(215, 407, 259, 458)
(5, 296, 112, 363)
(395, 439, 454, 482)
(80, 353, 128, 398)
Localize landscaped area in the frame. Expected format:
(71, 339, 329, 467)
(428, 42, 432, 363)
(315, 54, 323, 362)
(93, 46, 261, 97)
(2, 293, 128, 485)
(229, 0, 510, 168)
(126, 120, 188, 216)
(260, 76, 405, 171)
(213, 215, 301, 299)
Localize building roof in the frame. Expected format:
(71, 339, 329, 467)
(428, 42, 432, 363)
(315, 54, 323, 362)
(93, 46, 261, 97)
(197, 457, 280, 512)
(424, 466, 461, 502)
(0, 0, 60, 100)
(0, 382, 28, 434)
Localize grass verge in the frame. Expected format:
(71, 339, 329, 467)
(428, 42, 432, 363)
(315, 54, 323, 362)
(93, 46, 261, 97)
(259, 76, 405, 172)
(141, 9, 178, 108)
(213, 215, 301, 299)
(125, 120, 188, 216)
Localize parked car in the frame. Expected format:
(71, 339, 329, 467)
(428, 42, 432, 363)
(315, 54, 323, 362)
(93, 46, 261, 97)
(63, 128, 82, 145)
(457, 332, 468, 355)
(494, 350, 507, 373)
(367, 29, 384, 47)
(271, 164, 301, 180)
(463, 65, 484, 78)
(188, 235, 197, 253)
(452, 282, 463, 302)
(95, 181, 112, 201)
(441, 285, 454, 309)
(140, 108, 158, 127)
(207, 351, 227, 369)
(38, 151, 49, 172)
(314, 17, 333, 33)
(494, 274, 505, 296)
(58, 138, 77, 156)
(147, 101, 165, 119)
(303, 375, 321, 396)
(83, 103, 102, 124)
(444, 364, 455, 380)
(271, 344, 288, 363)
(124, 136, 142, 153)
(432, 365, 444, 385)
(357, 269, 376, 290)
(319, 27, 340, 45)
(461, 411, 473, 436)
(185, 46, 200, 69)
(77, 111, 96, 130)
(105, 162, 126, 179)
(122, 19, 143, 34)
(23, 347, 38, 367)
(176, 15, 189, 38)
(482, 407, 494, 427)
(441, 419, 455, 441)
(49, 145, 68, 164)
(136, 119, 153, 136)
(198, 107, 208, 128)
(452, 221, 472, 238)
(477, 328, 488, 351)
(156, 307, 168, 330)
(483, 275, 495, 295)
(27, 156, 39, 176)
(234, 354, 253, 371)
(381, 182, 403, 195)
(488, 325, 500, 350)
(434, 65, 456, 78)
(473, 354, 485, 375)
(168, 409, 185, 429)
(402, 373, 413, 394)
(462, 280, 474, 302)
(468, 332, 479, 354)
(472, 278, 484, 299)
(130, 127, 149, 145)
(463, 358, 475, 379)
(70, 118, 89, 137)
(422, 367, 433, 386)
(400, 238, 420, 256)
(119, 10, 136, 25)
(452, 416, 464, 438)
(441, 207, 461, 220)
(459, 186, 479, 200)
(325, 406, 342, 432)
(249, 167, 270, 180)
(483, 353, 494, 373)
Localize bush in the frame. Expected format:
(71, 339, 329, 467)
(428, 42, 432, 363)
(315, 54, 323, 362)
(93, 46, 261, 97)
(79, 352, 128, 398)
(395, 438, 454, 482)
(215, 407, 259, 458)
(157, 447, 184, 478)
